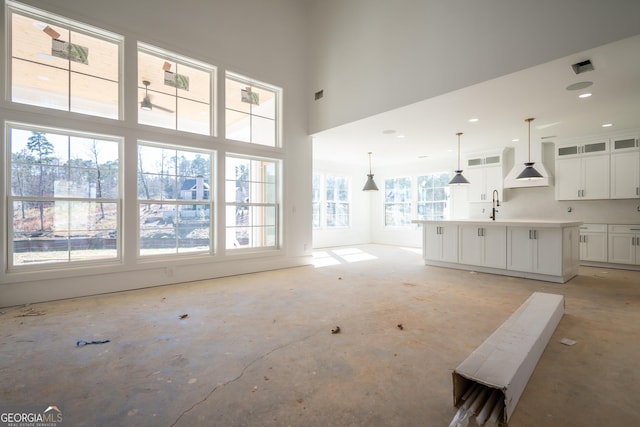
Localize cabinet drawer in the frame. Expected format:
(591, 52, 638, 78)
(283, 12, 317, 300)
(608, 224, 640, 234)
(580, 224, 607, 233)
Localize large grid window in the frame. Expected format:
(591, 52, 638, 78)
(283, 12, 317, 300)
(138, 43, 215, 135)
(137, 143, 213, 256)
(325, 175, 350, 227)
(384, 177, 412, 227)
(417, 172, 450, 220)
(7, 1, 122, 119)
(225, 72, 280, 147)
(311, 174, 350, 229)
(225, 155, 279, 249)
(7, 124, 121, 268)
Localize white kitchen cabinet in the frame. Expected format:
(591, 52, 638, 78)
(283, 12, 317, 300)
(415, 220, 581, 283)
(579, 224, 608, 262)
(459, 224, 506, 269)
(507, 227, 563, 276)
(607, 225, 640, 265)
(465, 153, 504, 202)
(424, 223, 458, 263)
(555, 139, 610, 200)
(610, 135, 639, 199)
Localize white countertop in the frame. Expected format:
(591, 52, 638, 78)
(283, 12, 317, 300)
(412, 219, 583, 228)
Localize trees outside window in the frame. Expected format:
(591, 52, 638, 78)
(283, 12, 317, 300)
(225, 155, 279, 249)
(9, 125, 121, 268)
(137, 143, 213, 256)
(384, 177, 412, 226)
(417, 173, 451, 220)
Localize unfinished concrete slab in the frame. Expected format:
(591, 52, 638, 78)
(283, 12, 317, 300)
(1, 244, 639, 426)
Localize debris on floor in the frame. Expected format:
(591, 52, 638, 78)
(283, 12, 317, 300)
(179, 314, 189, 319)
(560, 337, 577, 346)
(331, 326, 341, 334)
(397, 324, 404, 330)
(16, 308, 46, 317)
(76, 339, 111, 347)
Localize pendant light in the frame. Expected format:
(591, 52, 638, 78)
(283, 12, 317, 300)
(362, 151, 379, 191)
(516, 117, 544, 180)
(449, 132, 470, 185)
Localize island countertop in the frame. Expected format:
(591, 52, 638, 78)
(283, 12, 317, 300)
(412, 219, 583, 228)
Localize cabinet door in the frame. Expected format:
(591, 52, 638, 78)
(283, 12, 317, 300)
(424, 224, 442, 260)
(555, 157, 581, 200)
(484, 165, 503, 202)
(466, 168, 485, 202)
(608, 233, 635, 265)
(441, 224, 459, 263)
(580, 233, 608, 262)
(459, 225, 483, 266)
(582, 155, 610, 199)
(610, 151, 640, 199)
(483, 226, 507, 269)
(534, 228, 563, 275)
(507, 227, 533, 272)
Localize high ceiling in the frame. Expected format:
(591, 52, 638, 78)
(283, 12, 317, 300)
(312, 34, 640, 168)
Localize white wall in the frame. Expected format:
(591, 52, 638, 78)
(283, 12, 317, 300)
(0, 0, 313, 306)
(308, 0, 640, 135)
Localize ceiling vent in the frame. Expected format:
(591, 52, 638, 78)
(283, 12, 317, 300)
(571, 59, 594, 74)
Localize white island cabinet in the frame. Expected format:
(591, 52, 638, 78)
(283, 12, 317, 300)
(413, 219, 582, 283)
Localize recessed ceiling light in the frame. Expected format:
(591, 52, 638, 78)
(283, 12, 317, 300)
(512, 138, 520, 142)
(468, 118, 479, 123)
(397, 134, 405, 139)
(578, 93, 592, 98)
(566, 81, 593, 91)
(602, 123, 613, 128)
(382, 129, 396, 135)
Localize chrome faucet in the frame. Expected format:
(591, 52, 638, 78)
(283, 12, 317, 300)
(490, 189, 500, 221)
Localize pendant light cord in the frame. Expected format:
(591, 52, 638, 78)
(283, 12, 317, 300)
(456, 132, 463, 169)
(525, 118, 534, 162)
(368, 151, 373, 174)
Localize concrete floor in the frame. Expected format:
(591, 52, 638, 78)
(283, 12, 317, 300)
(1, 244, 639, 426)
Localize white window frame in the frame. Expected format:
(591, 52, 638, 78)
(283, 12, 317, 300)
(225, 154, 280, 251)
(313, 173, 351, 229)
(137, 42, 216, 136)
(6, 0, 124, 119)
(225, 71, 282, 148)
(5, 122, 123, 271)
(136, 141, 215, 258)
(384, 176, 412, 227)
(417, 172, 451, 220)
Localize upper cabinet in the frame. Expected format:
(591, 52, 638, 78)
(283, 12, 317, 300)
(555, 139, 610, 200)
(555, 133, 640, 201)
(465, 149, 510, 202)
(610, 135, 640, 199)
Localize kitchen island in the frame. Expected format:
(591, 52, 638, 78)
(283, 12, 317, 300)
(413, 219, 582, 283)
